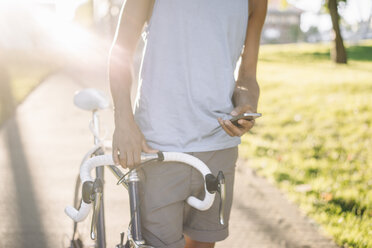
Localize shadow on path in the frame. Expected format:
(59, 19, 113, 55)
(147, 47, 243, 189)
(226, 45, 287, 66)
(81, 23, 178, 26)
(0, 66, 48, 248)
(235, 199, 308, 248)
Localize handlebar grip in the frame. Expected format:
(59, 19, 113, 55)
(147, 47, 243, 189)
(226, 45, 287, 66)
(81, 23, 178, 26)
(80, 155, 114, 182)
(65, 155, 114, 222)
(65, 201, 92, 222)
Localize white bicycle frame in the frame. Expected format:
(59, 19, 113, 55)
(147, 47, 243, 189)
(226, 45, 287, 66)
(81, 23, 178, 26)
(65, 89, 225, 248)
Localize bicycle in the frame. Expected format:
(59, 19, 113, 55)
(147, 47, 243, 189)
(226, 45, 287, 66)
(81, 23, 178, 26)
(65, 88, 226, 248)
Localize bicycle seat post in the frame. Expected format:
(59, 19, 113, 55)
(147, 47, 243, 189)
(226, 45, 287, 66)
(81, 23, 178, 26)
(92, 110, 100, 145)
(92, 109, 107, 248)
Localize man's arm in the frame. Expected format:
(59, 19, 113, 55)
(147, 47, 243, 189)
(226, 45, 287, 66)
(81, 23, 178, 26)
(219, 0, 267, 137)
(109, 0, 156, 169)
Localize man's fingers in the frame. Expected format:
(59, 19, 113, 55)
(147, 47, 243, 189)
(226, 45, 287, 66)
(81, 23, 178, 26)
(238, 119, 255, 132)
(219, 117, 255, 137)
(230, 106, 243, 116)
(117, 149, 143, 169)
(218, 118, 235, 136)
(142, 140, 159, 154)
(126, 151, 135, 169)
(112, 147, 120, 165)
(224, 120, 244, 136)
(230, 105, 254, 116)
(119, 151, 127, 169)
(134, 149, 141, 166)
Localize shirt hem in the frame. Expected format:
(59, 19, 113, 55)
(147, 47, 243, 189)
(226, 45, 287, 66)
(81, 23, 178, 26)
(148, 139, 241, 153)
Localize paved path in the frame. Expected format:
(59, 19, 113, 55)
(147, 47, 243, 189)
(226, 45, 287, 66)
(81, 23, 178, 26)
(0, 73, 338, 248)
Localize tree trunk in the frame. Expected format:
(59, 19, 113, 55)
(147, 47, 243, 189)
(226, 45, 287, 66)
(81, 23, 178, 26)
(328, 0, 347, 64)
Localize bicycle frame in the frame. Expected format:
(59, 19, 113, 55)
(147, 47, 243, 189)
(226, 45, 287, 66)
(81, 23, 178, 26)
(90, 110, 147, 248)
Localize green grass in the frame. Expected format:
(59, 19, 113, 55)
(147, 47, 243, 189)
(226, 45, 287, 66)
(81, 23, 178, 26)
(240, 40, 372, 248)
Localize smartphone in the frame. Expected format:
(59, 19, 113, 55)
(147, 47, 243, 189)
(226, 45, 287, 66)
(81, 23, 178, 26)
(230, 112, 262, 126)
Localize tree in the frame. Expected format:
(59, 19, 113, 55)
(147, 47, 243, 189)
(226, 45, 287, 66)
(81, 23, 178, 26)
(287, 0, 348, 64)
(327, 0, 347, 64)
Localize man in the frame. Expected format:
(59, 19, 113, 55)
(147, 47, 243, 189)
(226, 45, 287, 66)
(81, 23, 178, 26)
(109, 0, 267, 247)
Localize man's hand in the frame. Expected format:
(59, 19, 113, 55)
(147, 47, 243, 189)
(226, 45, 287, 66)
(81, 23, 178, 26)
(218, 105, 256, 137)
(112, 116, 158, 169)
(219, 78, 259, 137)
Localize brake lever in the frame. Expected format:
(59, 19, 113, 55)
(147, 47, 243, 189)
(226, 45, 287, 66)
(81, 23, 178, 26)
(90, 178, 103, 240)
(217, 171, 226, 225)
(206, 170, 226, 225)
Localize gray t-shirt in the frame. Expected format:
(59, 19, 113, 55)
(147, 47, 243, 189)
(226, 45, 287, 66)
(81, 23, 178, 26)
(134, 0, 248, 152)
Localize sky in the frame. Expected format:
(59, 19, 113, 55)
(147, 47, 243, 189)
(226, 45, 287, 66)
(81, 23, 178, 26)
(51, 0, 372, 32)
(289, 0, 372, 32)
(1, 0, 371, 33)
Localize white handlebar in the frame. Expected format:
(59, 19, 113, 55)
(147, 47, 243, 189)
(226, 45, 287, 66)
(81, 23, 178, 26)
(65, 153, 215, 222)
(163, 152, 215, 210)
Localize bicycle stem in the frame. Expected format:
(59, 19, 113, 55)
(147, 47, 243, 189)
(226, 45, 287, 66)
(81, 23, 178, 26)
(127, 170, 145, 244)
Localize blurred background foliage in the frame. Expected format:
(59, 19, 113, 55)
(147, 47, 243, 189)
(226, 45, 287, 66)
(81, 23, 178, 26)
(240, 40, 372, 248)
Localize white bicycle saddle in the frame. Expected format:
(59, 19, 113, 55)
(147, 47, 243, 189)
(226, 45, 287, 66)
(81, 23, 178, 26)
(73, 88, 110, 111)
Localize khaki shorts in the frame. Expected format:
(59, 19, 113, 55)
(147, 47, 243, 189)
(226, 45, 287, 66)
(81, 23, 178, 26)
(137, 146, 238, 248)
